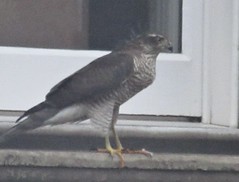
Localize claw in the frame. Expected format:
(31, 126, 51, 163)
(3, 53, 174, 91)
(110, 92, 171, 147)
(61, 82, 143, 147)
(122, 148, 153, 157)
(98, 135, 152, 167)
(97, 147, 125, 167)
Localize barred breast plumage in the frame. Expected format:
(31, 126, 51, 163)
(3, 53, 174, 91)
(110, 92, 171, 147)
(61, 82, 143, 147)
(86, 53, 157, 133)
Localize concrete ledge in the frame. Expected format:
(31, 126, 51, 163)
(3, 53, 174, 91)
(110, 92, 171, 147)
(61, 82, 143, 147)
(1, 120, 239, 181)
(1, 167, 239, 182)
(0, 149, 239, 181)
(1, 149, 239, 171)
(0, 120, 238, 140)
(1, 120, 239, 155)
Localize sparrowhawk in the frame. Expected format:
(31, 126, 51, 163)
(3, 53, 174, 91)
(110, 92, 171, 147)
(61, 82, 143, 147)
(0, 34, 172, 167)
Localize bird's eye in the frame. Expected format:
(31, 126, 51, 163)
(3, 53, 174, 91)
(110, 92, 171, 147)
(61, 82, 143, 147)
(156, 36, 164, 42)
(146, 35, 165, 45)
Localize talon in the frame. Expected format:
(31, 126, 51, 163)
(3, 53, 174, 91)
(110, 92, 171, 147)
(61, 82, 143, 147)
(122, 148, 153, 157)
(97, 147, 125, 168)
(141, 148, 154, 157)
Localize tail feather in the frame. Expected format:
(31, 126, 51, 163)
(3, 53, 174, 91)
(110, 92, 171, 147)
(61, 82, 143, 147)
(0, 124, 22, 144)
(0, 116, 44, 144)
(0, 102, 59, 144)
(16, 102, 49, 122)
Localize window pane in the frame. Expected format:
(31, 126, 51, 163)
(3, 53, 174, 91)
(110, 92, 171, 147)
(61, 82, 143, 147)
(89, 0, 182, 52)
(148, 0, 182, 53)
(0, 0, 182, 52)
(89, 0, 149, 50)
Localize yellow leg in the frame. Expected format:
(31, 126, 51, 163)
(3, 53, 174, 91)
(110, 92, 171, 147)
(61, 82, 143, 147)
(97, 135, 125, 168)
(112, 126, 153, 157)
(105, 135, 125, 167)
(112, 126, 123, 151)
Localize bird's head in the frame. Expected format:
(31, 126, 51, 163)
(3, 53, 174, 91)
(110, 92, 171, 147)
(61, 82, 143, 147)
(134, 34, 173, 55)
(117, 34, 173, 57)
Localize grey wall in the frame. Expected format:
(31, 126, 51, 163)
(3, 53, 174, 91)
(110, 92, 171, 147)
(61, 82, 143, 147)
(0, 0, 88, 49)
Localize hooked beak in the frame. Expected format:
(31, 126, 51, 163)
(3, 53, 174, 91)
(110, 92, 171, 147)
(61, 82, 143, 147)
(162, 43, 173, 53)
(160, 39, 173, 53)
(168, 45, 173, 52)
(167, 42, 173, 52)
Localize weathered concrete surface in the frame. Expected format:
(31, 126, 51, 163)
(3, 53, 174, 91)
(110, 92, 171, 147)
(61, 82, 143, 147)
(1, 167, 239, 182)
(1, 121, 239, 155)
(0, 120, 239, 181)
(1, 120, 239, 141)
(0, 149, 239, 181)
(0, 149, 239, 171)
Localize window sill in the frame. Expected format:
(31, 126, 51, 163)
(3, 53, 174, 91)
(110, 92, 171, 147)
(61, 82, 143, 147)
(0, 119, 239, 181)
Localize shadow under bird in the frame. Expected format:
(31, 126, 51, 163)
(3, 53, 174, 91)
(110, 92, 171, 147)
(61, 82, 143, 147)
(0, 34, 172, 167)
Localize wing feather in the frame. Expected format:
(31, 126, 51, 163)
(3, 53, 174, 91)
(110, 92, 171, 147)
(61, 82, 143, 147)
(45, 52, 134, 108)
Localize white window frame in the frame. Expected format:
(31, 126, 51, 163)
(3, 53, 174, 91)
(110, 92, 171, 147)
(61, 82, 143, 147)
(202, 0, 239, 127)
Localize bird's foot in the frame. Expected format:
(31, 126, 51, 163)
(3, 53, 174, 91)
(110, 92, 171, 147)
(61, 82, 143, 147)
(121, 148, 153, 157)
(97, 147, 125, 168)
(97, 148, 153, 167)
